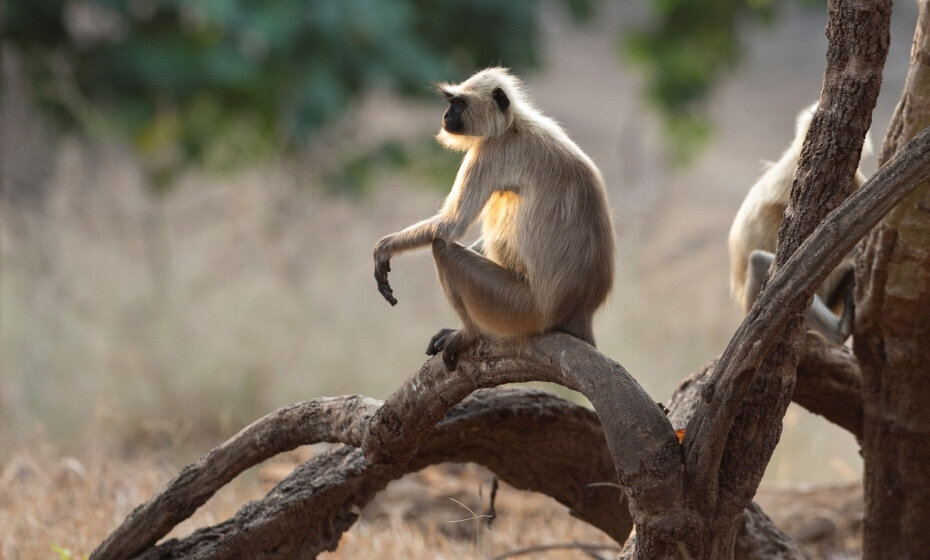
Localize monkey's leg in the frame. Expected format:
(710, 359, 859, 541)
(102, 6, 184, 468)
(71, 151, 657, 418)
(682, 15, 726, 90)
(426, 260, 482, 370)
(746, 250, 850, 344)
(824, 260, 855, 310)
(745, 250, 775, 312)
(825, 261, 855, 342)
(808, 292, 852, 344)
(427, 253, 482, 363)
(431, 239, 544, 371)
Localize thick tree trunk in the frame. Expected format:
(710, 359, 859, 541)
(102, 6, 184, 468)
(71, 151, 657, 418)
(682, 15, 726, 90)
(857, 2, 930, 557)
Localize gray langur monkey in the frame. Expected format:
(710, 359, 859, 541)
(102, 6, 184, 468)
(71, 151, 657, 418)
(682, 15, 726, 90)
(728, 102, 872, 344)
(373, 67, 616, 371)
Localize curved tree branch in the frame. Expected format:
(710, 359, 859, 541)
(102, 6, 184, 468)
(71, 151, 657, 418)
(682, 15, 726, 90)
(102, 384, 804, 560)
(91, 326, 687, 560)
(794, 336, 862, 438)
(90, 395, 381, 560)
(361, 334, 685, 520)
(113, 389, 634, 559)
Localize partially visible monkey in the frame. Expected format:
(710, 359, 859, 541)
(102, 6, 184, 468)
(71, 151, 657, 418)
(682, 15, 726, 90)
(373, 67, 615, 370)
(728, 102, 871, 344)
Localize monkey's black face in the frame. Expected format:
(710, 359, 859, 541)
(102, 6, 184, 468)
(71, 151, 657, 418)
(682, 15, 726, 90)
(442, 98, 466, 134)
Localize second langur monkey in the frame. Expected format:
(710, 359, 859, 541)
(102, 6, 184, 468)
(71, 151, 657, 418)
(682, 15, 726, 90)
(373, 67, 615, 371)
(728, 102, 872, 344)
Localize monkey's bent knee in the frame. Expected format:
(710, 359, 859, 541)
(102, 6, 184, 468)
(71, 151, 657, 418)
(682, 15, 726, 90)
(433, 238, 466, 257)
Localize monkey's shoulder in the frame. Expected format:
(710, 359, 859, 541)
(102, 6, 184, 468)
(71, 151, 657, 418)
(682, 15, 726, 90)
(483, 129, 598, 179)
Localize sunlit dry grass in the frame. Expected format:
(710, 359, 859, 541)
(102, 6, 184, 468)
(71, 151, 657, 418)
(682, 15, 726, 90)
(0, 442, 167, 560)
(0, 439, 863, 560)
(0, 442, 618, 560)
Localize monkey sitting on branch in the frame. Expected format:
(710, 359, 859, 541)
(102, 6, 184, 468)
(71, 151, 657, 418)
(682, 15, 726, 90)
(373, 67, 616, 371)
(728, 102, 871, 344)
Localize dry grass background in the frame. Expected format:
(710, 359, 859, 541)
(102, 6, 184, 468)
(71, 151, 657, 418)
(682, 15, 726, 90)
(0, 3, 919, 558)
(0, 443, 864, 560)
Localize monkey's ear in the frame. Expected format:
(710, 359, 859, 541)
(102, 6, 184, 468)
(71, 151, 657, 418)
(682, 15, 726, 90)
(492, 87, 510, 112)
(435, 83, 455, 100)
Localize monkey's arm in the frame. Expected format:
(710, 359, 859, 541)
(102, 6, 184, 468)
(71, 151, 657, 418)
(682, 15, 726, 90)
(374, 154, 498, 305)
(746, 250, 853, 344)
(374, 216, 446, 306)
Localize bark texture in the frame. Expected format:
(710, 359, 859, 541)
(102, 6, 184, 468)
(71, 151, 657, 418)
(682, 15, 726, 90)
(793, 336, 862, 438)
(857, 2, 930, 557)
(670, 335, 863, 441)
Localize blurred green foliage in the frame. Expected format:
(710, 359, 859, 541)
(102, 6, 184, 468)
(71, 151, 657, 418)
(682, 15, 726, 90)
(5, 0, 826, 178)
(322, 137, 459, 196)
(626, 0, 786, 163)
(4, 0, 590, 186)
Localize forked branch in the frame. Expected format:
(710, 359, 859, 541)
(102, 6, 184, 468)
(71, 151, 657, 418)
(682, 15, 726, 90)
(684, 122, 930, 512)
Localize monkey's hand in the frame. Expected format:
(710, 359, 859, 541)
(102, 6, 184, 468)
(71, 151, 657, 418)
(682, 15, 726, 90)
(375, 258, 397, 306)
(374, 238, 398, 306)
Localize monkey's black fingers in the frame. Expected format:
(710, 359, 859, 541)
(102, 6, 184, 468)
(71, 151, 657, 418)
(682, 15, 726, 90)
(375, 260, 397, 306)
(379, 284, 398, 306)
(426, 328, 457, 355)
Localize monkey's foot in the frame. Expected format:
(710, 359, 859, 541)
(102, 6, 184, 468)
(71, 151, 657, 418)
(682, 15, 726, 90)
(426, 328, 474, 371)
(426, 328, 457, 356)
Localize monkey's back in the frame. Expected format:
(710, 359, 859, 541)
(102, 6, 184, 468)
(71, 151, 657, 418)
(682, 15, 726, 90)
(728, 144, 868, 312)
(728, 185, 786, 310)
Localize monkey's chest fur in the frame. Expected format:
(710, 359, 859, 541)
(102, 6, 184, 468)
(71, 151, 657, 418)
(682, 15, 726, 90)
(481, 191, 528, 279)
